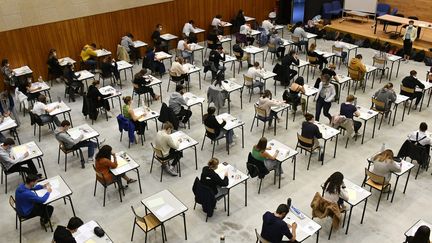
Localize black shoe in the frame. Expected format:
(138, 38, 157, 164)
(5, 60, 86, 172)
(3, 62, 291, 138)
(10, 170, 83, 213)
(318, 153, 324, 162)
(287, 198, 292, 209)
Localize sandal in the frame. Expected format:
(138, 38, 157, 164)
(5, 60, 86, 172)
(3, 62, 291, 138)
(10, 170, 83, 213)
(127, 178, 137, 184)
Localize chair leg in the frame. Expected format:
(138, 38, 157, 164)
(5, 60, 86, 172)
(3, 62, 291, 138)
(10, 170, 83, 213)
(150, 154, 155, 173)
(201, 136, 206, 151)
(328, 224, 333, 240)
(212, 141, 216, 158)
(250, 117, 255, 132)
(160, 164, 164, 182)
(378, 114, 384, 130)
(118, 181, 123, 202)
(376, 190, 383, 211)
(262, 121, 266, 138)
(258, 178, 263, 194)
(103, 187, 107, 207)
(131, 221, 136, 241)
(307, 152, 312, 170)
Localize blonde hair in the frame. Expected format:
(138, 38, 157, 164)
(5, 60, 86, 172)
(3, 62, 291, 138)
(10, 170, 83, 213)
(373, 149, 394, 162)
(309, 43, 317, 51)
(208, 158, 220, 170)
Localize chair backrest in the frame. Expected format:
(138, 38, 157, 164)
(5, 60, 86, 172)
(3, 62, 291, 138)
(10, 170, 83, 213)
(297, 133, 313, 146)
(291, 35, 300, 43)
(255, 228, 271, 243)
(205, 126, 216, 134)
(93, 164, 107, 185)
(254, 104, 267, 118)
(308, 55, 318, 63)
(332, 45, 343, 55)
(365, 168, 386, 185)
(233, 51, 242, 59)
(207, 40, 214, 45)
(150, 143, 165, 159)
(377, 3, 390, 12)
(373, 56, 386, 66)
(323, 2, 332, 12)
(243, 74, 253, 86)
(331, 0, 341, 10)
(267, 42, 276, 49)
(400, 84, 415, 94)
(29, 111, 42, 125)
(131, 206, 149, 230)
(371, 97, 385, 110)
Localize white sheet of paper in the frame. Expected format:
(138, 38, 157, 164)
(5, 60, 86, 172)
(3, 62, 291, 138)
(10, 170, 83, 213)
(68, 129, 82, 140)
(147, 198, 165, 208)
(155, 204, 174, 218)
(36, 188, 60, 200)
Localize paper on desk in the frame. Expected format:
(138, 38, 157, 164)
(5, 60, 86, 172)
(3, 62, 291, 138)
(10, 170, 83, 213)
(48, 178, 60, 189)
(147, 198, 165, 208)
(12, 145, 28, 160)
(36, 188, 60, 200)
(116, 157, 128, 167)
(155, 204, 174, 218)
(68, 129, 82, 140)
(346, 188, 357, 201)
(85, 239, 96, 243)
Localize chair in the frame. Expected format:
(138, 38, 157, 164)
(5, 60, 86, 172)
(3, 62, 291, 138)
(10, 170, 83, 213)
(130, 206, 165, 243)
(322, 3, 335, 20)
(117, 114, 144, 148)
(332, 45, 344, 68)
(347, 66, 364, 94)
(372, 56, 389, 82)
(307, 56, 319, 79)
(400, 85, 415, 115)
(93, 164, 123, 207)
(150, 143, 175, 182)
(331, 1, 342, 15)
(234, 51, 246, 74)
(1, 162, 25, 193)
(15, 87, 29, 117)
(265, 43, 277, 65)
(243, 74, 257, 102)
(201, 126, 228, 157)
(29, 111, 55, 142)
(250, 104, 273, 137)
(291, 35, 301, 52)
(255, 228, 270, 243)
(246, 153, 274, 194)
(295, 133, 321, 170)
(235, 33, 248, 46)
(10, 195, 48, 243)
(99, 69, 116, 87)
(57, 141, 84, 172)
(376, 3, 391, 17)
(397, 140, 430, 179)
(370, 97, 392, 130)
(168, 70, 185, 92)
(192, 177, 226, 221)
(362, 168, 391, 211)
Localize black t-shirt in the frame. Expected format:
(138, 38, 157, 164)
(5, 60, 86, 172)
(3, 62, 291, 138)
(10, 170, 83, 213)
(151, 30, 161, 45)
(340, 103, 357, 119)
(133, 76, 150, 88)
(53, 226, 76, 243)
(261, 211, 293, 242)
(301, 121, 322, 145)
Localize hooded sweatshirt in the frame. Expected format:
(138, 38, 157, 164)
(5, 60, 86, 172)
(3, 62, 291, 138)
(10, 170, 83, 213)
(348, 58, 366, 80)
(374, 88, 396, 110)
(54, 128, 83, 150)
(15, 183, 49, 216)
(261, 211, 292, 242)
(169, 92, 187, 115)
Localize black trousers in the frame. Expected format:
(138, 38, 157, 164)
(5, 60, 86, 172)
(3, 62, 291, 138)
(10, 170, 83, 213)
(25, 203, 54, 223)
(177, 107, 192, 123)
(161, 148, 183, 166)
(410, 92, 423, 105)
(315, 96, 332, 122)
(7, 159, 38, 175)
(275, 47, 286, 58)
(135, 86, 156, 98)
(353, 120, 362, 133)
(288, 69, 298, 83)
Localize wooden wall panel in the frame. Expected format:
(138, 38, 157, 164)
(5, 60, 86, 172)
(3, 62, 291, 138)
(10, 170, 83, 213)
(0, 0, 275, 90)
(379, 0, 432, 22)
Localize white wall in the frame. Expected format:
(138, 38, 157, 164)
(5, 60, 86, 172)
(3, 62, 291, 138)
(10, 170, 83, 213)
(0, 0, 172, 32)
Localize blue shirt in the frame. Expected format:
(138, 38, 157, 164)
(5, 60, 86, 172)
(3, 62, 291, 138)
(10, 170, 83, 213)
(15, 183, 49, 216)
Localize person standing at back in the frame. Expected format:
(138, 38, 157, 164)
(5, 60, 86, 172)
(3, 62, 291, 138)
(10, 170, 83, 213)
(402, 20, 417, 61)
(235, 10, 246, 27)
(315, 74, 335, 123)
(53, 217, 84, 243)
(400, 70, 425, 110)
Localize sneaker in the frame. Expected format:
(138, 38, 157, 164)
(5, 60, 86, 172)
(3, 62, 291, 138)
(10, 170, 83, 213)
(87, 157, 94, 163)
(165, 166, 178, 176)
(229, 142, 236, 148)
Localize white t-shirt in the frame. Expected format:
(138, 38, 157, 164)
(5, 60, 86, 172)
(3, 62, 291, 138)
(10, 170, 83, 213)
(32, 101, 47, 116)
(212, 18, 221, 27)
(246, 67, 264, 81)
(407, 130, 431, 146)
(261, 20, 274, 34)
(177, 40, 187, 51)
(182, 23, 195, 37)
(239, 24, 251, 35)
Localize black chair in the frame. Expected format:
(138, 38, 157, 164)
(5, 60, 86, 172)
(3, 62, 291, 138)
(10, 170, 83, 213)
(295, 133, 321, 170)
(57, 141, 84, 171)
(1, 162, 25, 193)
(246, 153, 274, 194)
(93, 164, 123, 207)
(201, 126, 228, 157)
(29, 111, 55, 142)
(192, 177, 226, 222)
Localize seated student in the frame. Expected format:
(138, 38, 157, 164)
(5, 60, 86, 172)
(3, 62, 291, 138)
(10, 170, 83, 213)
(80, 43, 98, 71)
(261, 19, 275, 36)
(233, 43, 252, 67)
(292, 22, 308, 51)
(333, 36, 349, 63)
(47, 49, 64, 79)
(100, 55, 120, 83)
(407, 122, 431, 147)
(252, 137, 283, 175)
(235, 9, 246, 27)
(374, 82, 396, 115)
(400, 70, 425, 110)
(170, 57, 189, 83)
(406, 225, 431, 243)
(339, 95, 361, 137)
(95, 145, 137, 185)
(53, 217, 84, 243)
(211, 14, 226, 35)
(245, 62, 265, 93)
(281, 50, 300, 83)
(122, 96, 147, 135)
(54, 120, 98, 165)
(261, 201, 297, 243)
(239, 23, 255, 46)
(1, 58, 17, 89)
(120, 33, 140, 60)
(207, 79, 229, 109)
(169, 84, 192, 127)
(209, 45, 226, 80)
(200, 158, 228, 198)
(203, 106, 234, 147)
(19, 77, 41, 102)
(269, 30, 285, 59)
(323, 171, 349, 210)
(182, 20, 196, 38)
(371, 149, 401, 185)
(63, 63, 83, 102)
(31, 94, 61, 126)
(0, 138, 39, 177)
(283, 76, 306, 114)
(151, 24, 168, 52)
(87, 80, 114, 117)
(177, 37, 194, 63)
(258, 90, 283, 127)
(15, 174, 53, 227)
(155, 122, 181, 176)
(144, 46, 166, 75)
(348, 54, 367, 86)
(307, 43, 328, 70)
(206, 27, 220, 50)
(301, 113, 323, 160)
(132, 69, 160, 101)
(0, 90, 21, 127)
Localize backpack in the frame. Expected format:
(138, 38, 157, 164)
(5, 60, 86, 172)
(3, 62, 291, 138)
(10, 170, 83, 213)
(370, 39, 381, 50)
(425, 57, 432, 66)
(395, 48, 404, 57)
(414, 50, 425, 62)
(354, 39, 365, 47)
(362, 39, 370, 48)
(342, 34, 353, 44)
(325, 30, 337, 40)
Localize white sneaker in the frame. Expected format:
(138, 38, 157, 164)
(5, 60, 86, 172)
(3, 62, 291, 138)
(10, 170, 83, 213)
(229, 142, 236, 148)
(87, 157, 94, 163)
(166, 166, 178, 176)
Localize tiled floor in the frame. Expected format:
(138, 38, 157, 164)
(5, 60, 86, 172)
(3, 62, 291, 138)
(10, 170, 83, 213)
(1, 31, 431, 243)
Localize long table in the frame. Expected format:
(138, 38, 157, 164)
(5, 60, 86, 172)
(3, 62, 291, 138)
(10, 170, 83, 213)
(375, 15, 432, 40)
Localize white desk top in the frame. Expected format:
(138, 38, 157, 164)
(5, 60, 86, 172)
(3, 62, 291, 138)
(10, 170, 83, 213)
(315, 50, 336, 59)
(271, 103, 290, 113)
(216, 113, 245, 130)
(221, 79, 243, 93)
(419, 80, 432, 91)
(281, 38, 294, 46)
(133, 40, 148, 48)
(36, 175, 72, 204)
(141, 189, 187, 222)
(13, 66, 32, 76)
(99, 85, 121, 97)
(95, 49, 112, 57)
(292, 59, 310, 68)
(259, 70, 277, 80)
(189, 43, 204, 51)
(47, 101, 71, 116)
(268, 139, 298, 162)
(183, 92, 205, 107)
(367, 155, 414, 176)
(395, 94, 410, 105)
(334, 74, 351, 84)
(73, 220, 113, 243)
(305, 32, 318, 39)
(245, 16, 256, 22)
(110, 151, 140, 176)
(284, 205, 321, 242)
(0, 117, 18, 132)
(404, 219, 432, 240)
(365, 64, 378, 73)
(356, 105, 378, 120)
(193, 27, 206, 34)
(116, 60, 133, 71)
(75, 70, 95, 81)
(143, 75, 162, 87)
(343, 178, 371, 206)
(11, 141, 43, 162)
(314, 121, 340, 140)
(274, 24, 284, 30)
(223, 55, 237, 63)
(243, 45, 264, 54)
(67, 124, 99, 141)
(303, 84, 319, 97)
(249, 29, 261, 36)
(386, 54, 402, 62)
(155, 51, 173, 60)
(218, 35, 232, 43)
(215, 163, 249, 189)
(338, 41, 358, 50)
(30, 82, 50, 93)
(183, 63, 201, 74)
(160, 33, 178, 41)
(170, 131, 198, 151)
(59, 57, 76, 66)
(134, 107, 159, 122)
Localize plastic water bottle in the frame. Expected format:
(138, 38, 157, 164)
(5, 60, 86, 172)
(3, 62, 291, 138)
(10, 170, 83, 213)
(38, 76, 43, 82)
(381, 143, 386, 152)
(220, 235, 225, 243)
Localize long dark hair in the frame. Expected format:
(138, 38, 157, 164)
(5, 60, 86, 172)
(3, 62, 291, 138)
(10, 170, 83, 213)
(255, 137, 268, 152)
(96, 145, 112, 161)
(410, 225, 431, 243)
(203, 106, 216, 121)
(324, 172, 344, 194)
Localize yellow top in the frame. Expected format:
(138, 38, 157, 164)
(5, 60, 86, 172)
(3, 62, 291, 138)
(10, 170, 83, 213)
(80, 44, 97, 61)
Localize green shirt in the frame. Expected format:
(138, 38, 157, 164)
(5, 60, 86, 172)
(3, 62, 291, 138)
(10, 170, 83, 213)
(122, 105, 131, 119)
(252, 147, 266, 161)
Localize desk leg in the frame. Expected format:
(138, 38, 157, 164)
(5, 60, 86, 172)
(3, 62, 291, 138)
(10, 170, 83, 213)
(199, 71, 202, 90)
(305, 96, 310, 113)
(334, 134, 338, 158)
(345, 205, 354, 234)
(285, 109, 288, 130)
(241, 125, 244, 148)
(396, 60, 401, 78)
(403, 170, 411, 194)
(347, 80, 351, 95)
(117, 96, 121, 111)
(182, 212, 188, 240)
(390, 176, 400, 202)
(14, 130, 21, 145)
(389, 62, 394, 80)
(200, 103, 204, 123)
(39, 158, 48, 179)
(372, 116, 377, 138)
(194, 145, 198, 170)
(67, 195, 76, 216)
(361, 120, 367, 144)
(240, 89, 243, 110)
(316, 230, 320, 243)
(392, 104, 398, 126)
(321, 140, 327, 165)
(227, 93, 231, 113)
(428, 89, 432, 107)
(244, 180, 248, 206)
(292, 156, 296, 180)
(136, 168, 142, 194)
(158, 83, 163, 104)
(227, 190, 231, 216)
(360, 198, 367, 224)
(67, 112, 73, 127)
(262, 52, 265, 68)
(278, 162, 282, 188)
(45, 206, 54, 232)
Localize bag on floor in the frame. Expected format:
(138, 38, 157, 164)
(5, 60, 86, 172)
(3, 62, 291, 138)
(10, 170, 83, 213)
(424, 57, 432, 66)
(414, 50, 425, 62)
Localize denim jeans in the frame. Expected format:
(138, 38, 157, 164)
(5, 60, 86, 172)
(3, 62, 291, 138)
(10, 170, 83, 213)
(73, 140, 97, 157)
